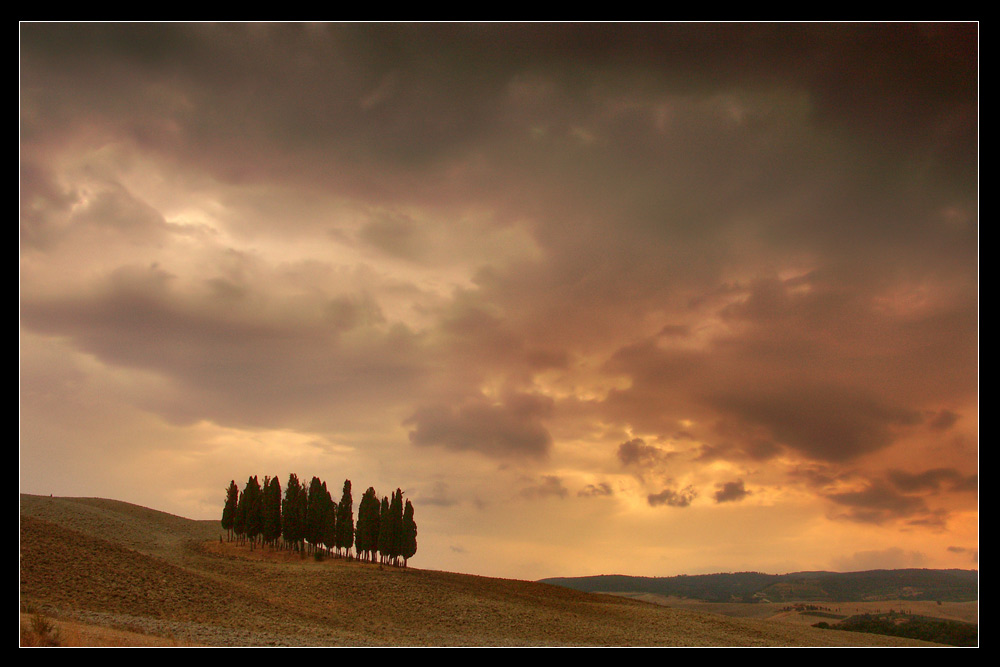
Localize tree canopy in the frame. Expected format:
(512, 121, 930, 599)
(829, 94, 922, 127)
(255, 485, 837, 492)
(223, 473, 415, 567)
(221, 480, 239, 540)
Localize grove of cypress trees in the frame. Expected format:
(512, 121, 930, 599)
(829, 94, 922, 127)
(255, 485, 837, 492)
(224, 473, 416, 567)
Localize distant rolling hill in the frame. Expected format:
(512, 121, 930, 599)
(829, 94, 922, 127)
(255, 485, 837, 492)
(540, 569, 978, 603)
(20, 494, 941, 646)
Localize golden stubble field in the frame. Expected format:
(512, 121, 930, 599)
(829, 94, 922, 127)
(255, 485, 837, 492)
(19, 494, 941, 646)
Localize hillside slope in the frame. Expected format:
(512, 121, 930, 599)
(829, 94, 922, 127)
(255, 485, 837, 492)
(542, 569, 979, 603)
(19, 494, 937, 646)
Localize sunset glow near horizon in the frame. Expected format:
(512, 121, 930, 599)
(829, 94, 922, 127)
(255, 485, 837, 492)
(20, 23, 977, 581)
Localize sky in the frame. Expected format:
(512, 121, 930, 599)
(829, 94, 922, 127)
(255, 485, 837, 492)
(20, 23, 978, 581)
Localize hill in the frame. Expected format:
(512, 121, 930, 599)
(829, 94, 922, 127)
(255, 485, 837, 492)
(541, 569, 978, 603)
(20, 494, 940, 646)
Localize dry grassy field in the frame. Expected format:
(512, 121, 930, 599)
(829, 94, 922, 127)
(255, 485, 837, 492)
(19, 494, 941, 646)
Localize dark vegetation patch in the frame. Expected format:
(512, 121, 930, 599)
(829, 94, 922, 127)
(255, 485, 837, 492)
(814, 613, 978, 647)
(543, 569, 978, 603)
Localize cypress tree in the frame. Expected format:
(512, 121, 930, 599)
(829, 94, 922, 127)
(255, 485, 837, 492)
(356, 487, 379, 562)
(389, 489, 403, 566)
(245, 476, 262, 549)
(337, 479, 354, 558)
(261, 475, 271, 543)
(234, 482, 249, 544)
(222, 480, 239, 542)
(295, 479, 308, 554)
(262, 475, 282, 548)
(355, 489, 368, 560)
(306, 476, 327, 553)
(322, 492, 337, 554)
(377, 495, 390, 564)
(282, 473, 304, 551)
(402, 499, 417, 567)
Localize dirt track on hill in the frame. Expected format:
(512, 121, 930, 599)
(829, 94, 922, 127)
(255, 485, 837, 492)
(19, 495, 939, 646)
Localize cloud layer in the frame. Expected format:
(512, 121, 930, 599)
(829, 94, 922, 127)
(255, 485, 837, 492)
(20, 23, 978, 579)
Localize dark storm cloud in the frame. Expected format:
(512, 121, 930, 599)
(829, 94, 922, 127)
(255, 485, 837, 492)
(949, 474, 979, 493)
(21, 162, 194, 251)
(946, 546, 978, 563)
(578, 482, 613, 498)
(710, 384, 923, 462)
(406, 393, 554, 459)
(24, 23, 979, 310)
(437, 296, 524, 365)
(788, 464, 840, 489)
(658, 325, 691, 338)
(697, 437, 782, 463)
(22, 23, 977, 226)
(617, 438, 671, 468)
(600, 344, 704, 436)
(825, 480, 930, 524)
(887, 468, 977, 493)
(21, 162, 77, 250)
(905, 510, 950, 529)
(525, 348, 570, 371)
(20, 262, 429, 430)
(67, 182, 170, 239)
(324, 295, 386, 332)
(520, 475, 568, 500)
(415, 482, 458, 508)
(928, 408, 961, 431)
(358, 212, 425, 261)
(603, 325, 933, 463)
(714, 479, 751, 504)
(647, 486, 697, 508)
(22, 24, 978, 443)
(20, 22, 977, 570)
(602, 257, 977, 464)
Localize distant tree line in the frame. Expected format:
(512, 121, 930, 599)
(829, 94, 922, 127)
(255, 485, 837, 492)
(814, 613, 978, 647)
(541, 569, 979, 603)
(222, 474, 417, 567)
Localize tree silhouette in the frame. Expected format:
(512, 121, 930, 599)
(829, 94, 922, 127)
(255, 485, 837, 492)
(322, 492, 337, 554)
(377, 495, 390, 564)
(282, 473, 305, 552)
(402, 498, 417, 567)
(245, 475, 262, 549)
(234, 480, 248, 543)
(262, 475, 282, 548)
(223, 473, 416, 567)
(222, 480, 239, 542)
(356, 487, 380, 562)
(389, 489, 404, 566)
(306, 476, 328, 554)
(337, 479, 354, 558)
